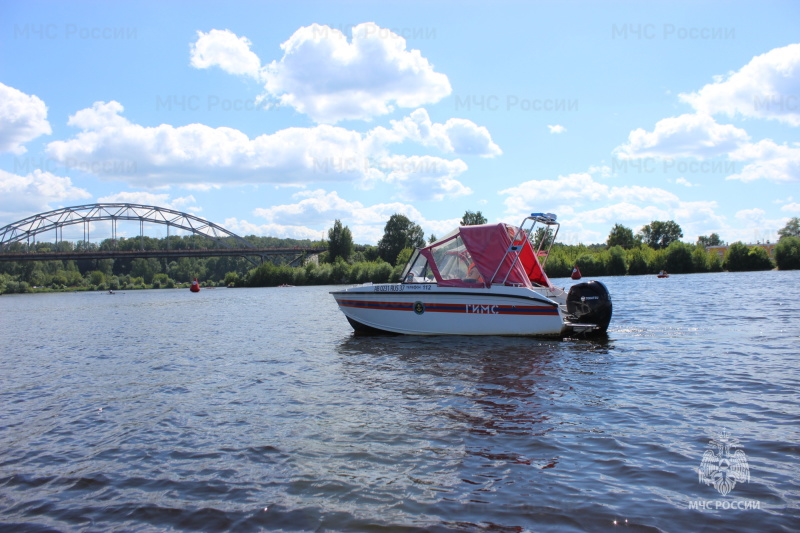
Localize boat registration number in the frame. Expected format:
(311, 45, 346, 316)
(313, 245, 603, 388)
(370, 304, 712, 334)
(374, 284, 432, 292)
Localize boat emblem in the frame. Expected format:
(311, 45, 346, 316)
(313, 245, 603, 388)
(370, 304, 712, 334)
(698, 429, 750, 496)
(414, 301, 425, 315)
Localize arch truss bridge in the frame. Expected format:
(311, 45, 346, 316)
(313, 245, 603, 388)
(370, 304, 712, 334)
(0, 203, 322, 266)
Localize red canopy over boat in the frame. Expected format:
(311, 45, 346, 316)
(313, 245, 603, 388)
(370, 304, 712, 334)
(417, 223, 552, 289)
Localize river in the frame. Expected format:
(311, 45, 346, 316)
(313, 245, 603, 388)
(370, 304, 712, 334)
(1, 270, 798, 532)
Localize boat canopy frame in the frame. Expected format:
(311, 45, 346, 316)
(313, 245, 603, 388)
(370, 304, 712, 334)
(399, 212, 560, 289)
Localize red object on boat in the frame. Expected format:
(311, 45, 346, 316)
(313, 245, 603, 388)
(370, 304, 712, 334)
(571, 266, 582, 280)
(190, 278, 200, 292)
(418, 223, 552, 289)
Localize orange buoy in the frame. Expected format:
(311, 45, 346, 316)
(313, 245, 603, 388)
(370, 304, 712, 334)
(190, 278, 200, 292)
(571, 266, 582, 280)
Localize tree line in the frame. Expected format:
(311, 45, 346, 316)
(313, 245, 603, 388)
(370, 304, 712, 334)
(1, 215, 799, 294)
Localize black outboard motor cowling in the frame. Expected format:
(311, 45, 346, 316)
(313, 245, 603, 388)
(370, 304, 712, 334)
(566, 280, 612, 334)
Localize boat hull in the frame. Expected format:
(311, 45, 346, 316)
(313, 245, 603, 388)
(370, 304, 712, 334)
(331, 283, 566, 336)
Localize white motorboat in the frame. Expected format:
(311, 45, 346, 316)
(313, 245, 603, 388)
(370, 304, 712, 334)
(331, 213, 612, 337)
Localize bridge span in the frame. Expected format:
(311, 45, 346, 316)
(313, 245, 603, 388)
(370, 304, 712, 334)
(0, 203, 325, 266)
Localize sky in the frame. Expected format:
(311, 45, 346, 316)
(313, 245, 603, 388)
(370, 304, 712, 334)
(1, 0, 799, 246)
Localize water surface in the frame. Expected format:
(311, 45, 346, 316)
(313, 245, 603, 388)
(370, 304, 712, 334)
(1, 271, 798, 531)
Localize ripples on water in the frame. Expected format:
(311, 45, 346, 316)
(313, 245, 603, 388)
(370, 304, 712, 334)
(1, 271, 798, 532)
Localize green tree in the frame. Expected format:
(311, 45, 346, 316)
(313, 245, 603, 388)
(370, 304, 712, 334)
(664, 241, 694, 273)
(532, 226, 555, 250)
(778, 217, 800, 240)
(627, 247, 650, 275)
(607, 224, 637, 249)
(605, 245, 627, 275)
(130, 258, 161, 284)
(395, 248, 414, 269)
(331, 259, 350, 284)
(51, 271, 69, 288)
(697, 233, 723, 247)
(88, 270, 107, 288)
(541, 252, 570, 277)
(170, 257, 204, 283)
(460, 210, 487, 226)
(327, 219, 354, 263)
(724, 242, 774, 272)
(774, 236, 800, 270)
(747, 246, 774, 270)
(691, 246, 710, 273)
(638, 220, 683, 249)
(707, 251, 723, 272)
(152, 273, 171, 288)
(575, 254, 605, 277)
(224, 271, 241, 286)
(377, 214, 425, 265)
(723, 242, 749, 271)
(246, 262, 295, 287)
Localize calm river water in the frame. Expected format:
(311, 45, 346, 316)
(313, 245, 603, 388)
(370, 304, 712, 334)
(1, 271, 798, 532)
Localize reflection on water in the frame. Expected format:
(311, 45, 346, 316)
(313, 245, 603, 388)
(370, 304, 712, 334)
(334, 335, 635, 530)
(1, 273, 799, 532)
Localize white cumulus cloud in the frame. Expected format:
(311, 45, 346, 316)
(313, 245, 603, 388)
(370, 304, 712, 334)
(0, 83, 52, 154)
(261, 23, 452, 123)
(252, 189, 364, 226)
(498, 168, 726, 244)
(547, 124, 566, 134)
(44, 101, 480, 202)
(614, 113, 750, 160)
(379, 155, 471, 202)
(376, 108, 501, 157)
(96, 192, 200, 212)
(236, 188, 460, 244)
(679, 43, 800, 126)
(0, 169, 91, 220)
(189, 29, 262, 78)
(727, 139, 800, 183)
(46, 100, 377, 186)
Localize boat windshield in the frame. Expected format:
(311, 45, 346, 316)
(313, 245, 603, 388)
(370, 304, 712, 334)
(399, 249, 435, 283)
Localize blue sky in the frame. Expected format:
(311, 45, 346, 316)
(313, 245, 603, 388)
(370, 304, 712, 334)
(1, 0, 799, 246)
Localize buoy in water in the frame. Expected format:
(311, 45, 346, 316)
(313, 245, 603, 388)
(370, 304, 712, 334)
(571, 265, 582, 280)
(190, 278, 200, 292)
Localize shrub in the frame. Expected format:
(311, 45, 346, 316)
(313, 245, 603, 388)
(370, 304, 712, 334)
(707, 252, 723, 272)
(605, 246, 627, 276)
(292, 268, 307, 286)
(691, 246, 710, 273)
(575, 254, 605, 276)
(664, 241, 694, 274)
(331, 259, 350, 284)
(371, 261, 394, 283)
(152, 273, 170, 289)
(310, 263, 334, 284)
(4, 281, 30, 294)
(88, 270, 106, 286)
(724, 242, 774, 271)
(224, 271, 241, 287)
(542, 252, 571, 278)
(775, 236, 800, 270)
(747, 246, 774, 271)
(626, 247, 650, 275)
(245, 262, 295, 286)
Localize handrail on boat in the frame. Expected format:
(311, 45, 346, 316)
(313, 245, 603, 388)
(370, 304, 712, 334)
(489, 212, 560, 286)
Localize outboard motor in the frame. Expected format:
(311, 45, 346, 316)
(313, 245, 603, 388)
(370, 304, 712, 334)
(566, 280, 612, 334)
